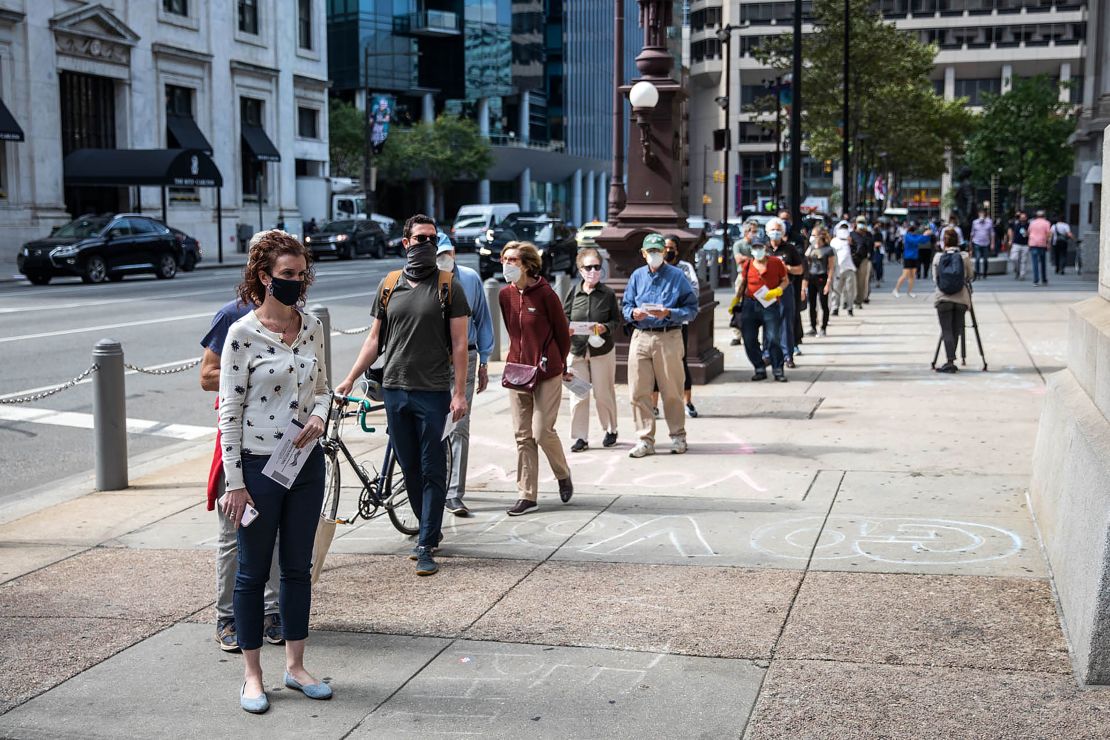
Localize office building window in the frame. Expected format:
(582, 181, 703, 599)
(298, 0, 312, 50)
(163, 0, 188, 15)
(241, 97, 264, 198)
(297, 107, 318, 139)
(238, 0, 258, 35)
(165, 85, 192, 117)
(954, 78, 1001, 106)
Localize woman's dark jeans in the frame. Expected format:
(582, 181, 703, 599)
(807, 274, 830, 331)
(741, 299, 784, 375)
(936, 302, 967, 364)
(235, 446, 325, 650)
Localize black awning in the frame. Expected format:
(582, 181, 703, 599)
(0, 98, 24, 142)
(242, 124, 281, 162)
(63, 148, 223, 188)
(166, 114, 213, 155)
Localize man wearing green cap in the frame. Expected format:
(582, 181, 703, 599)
(621, 233, 700, 458)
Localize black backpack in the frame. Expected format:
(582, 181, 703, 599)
(937, 251, 965, 295)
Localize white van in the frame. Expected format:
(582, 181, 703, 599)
(450, 203, 520, 251)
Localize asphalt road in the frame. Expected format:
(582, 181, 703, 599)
(0, 254, 480, 505)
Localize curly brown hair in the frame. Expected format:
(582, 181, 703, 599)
(236, 230, 315, 307)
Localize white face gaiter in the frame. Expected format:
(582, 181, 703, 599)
(646, 252, 664, 269)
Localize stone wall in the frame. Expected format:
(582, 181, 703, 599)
(1030, 124, 1110, 684)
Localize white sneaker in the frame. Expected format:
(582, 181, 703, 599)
(891, 289, 900, 298)
(670, 436, 688, 455)
(908, 292, 916, 298)
(629, 441, 655, 459)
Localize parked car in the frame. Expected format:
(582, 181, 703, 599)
(575, 220, 606, 248)
(451, 203, 520, 251)
(18, 214, 180, 285)
(166, 226, 201, 271)
(305, 219, 386, 260)
(477, 215, 578, 281)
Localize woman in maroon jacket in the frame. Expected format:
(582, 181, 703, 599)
(498, 241, 574, 516)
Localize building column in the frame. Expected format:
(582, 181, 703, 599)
(944, 66, 956, 101)
(477, 96, 491, 205)
(597, 173, 608, 222)
(519, 167, 531, 211)
(520, 91, 531, 144)
(423, 93, 435, 216)
(1060, 63, 1072, 103)
(584, 171, 596, 223)
(571, 169, 583, 226)
(1001, 65, 1013, 94)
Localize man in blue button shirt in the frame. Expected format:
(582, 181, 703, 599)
(622, 233, 699, 458)
(436, 233, 494, 516)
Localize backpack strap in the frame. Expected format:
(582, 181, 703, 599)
(437, 270, 454, 313)
(379, 270, 404, 313)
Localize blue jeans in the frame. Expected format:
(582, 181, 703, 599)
(235, 446, 325, 650)
(871, 252, 884, 283)
(742, 299, 784, 375)
(763, 287, 794, 359)
(383, 388, 450, 550)
(1031, 247, 1048, 283)
(973, 244, 990, 276)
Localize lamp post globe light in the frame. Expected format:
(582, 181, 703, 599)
(592, 0, 724, 385)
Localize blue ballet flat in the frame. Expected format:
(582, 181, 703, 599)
(284, 672, 333, 700)
(240, 682, 270, 714)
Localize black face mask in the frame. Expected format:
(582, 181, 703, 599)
(664, 250, 679, 264)
(403, 239, 438, 282)
(268, 275, 303, 307)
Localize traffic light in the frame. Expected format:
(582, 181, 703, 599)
(702, 194, 713, 205)
(712, 169, 726, 184)
(823, 159, 832, 174)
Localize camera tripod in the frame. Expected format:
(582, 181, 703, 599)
(931, 289, 987, 372)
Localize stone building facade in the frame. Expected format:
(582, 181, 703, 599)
(0, 0, 329, 273)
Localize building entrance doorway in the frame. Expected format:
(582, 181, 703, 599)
(60, 70, 124, 216)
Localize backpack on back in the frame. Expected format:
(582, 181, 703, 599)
(937, 251, 965, 295)
(366, 270, 455, 390)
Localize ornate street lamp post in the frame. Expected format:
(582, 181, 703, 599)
(595, 0, 724, 384)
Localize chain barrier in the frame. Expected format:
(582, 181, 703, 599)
(0, 364, 100, 405)
(123, 358, 202, 375)
(333, 325, 370, 335)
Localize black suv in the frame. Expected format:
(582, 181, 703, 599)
(305, 219, 387, 260)
(19, 214, 180, 285)
(477, 214, 578, 281)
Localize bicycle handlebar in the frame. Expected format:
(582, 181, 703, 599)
(332, 393, 384, 433)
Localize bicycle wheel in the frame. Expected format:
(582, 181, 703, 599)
(322, 447, 342, 521)
(384, 439, 453, 536)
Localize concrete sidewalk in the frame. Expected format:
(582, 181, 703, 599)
(2, 273, 1109, 738)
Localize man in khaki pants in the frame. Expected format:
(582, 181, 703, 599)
(622, 233, 700, 458)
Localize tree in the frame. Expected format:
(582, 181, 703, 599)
(964, 76, 1076, 213)
(328, 99, 365, 179)
(377, 115, 493, 219)
(755, 0, 974, 207)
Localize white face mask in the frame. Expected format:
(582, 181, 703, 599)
(436, 255, 455, 273)
(502, 264, 523, 283)
(836, 228, 850, 240)
(767, 229, 783, 241)
(751, 247, 767, 260)
(587, 333, 605, 348)
(646, 252, 664, 269)
(582, 267, 602, 286)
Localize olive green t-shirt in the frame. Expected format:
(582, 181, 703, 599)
(371, 274, 470, 391)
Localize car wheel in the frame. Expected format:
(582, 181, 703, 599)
(26, 273, 51, 286)
(155, 252, 177, 279)
(375, 238, 385, 260)
(82, 255, 107, 284)
(340, 243, 354, 260)
(182, 252, 197, 272)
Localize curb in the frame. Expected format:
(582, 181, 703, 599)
(1, 258, 248, 284)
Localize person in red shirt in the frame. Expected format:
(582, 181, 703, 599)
(735, 236, 791, 381)
(498, 241, 574, 516)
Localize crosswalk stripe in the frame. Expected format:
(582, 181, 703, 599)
(0, 406, 213, 441)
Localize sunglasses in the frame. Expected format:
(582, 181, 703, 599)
(580, 264, 602, 272)
(408, 234, 435, 245)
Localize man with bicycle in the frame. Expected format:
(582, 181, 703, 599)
(336, 215, 470, 576)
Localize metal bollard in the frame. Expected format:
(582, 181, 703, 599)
(307, 304, 332, 387)
(92, 339, 128, 491)
(552, 272, 571, 302)
(484, 278, 502, 362)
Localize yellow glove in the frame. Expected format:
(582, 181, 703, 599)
(764, 287, 784, 301)
(728, 295, 741, 313)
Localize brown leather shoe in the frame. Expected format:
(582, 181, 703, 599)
(506, 499, 538, 516)
(558, 477, 573, 503)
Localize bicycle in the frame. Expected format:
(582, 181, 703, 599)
(320, 393, 453, 537)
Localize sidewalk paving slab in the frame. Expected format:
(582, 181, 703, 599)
(354, 640, 764, 739)
(0, 490, 199, 546)
(776, 572, 1070, 674)
(745, 660, 1110, 740)
(0, 544, 86, 585)
(0, 624, 449, 740)
(466, 560, 800, 659)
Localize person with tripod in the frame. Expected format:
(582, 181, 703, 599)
(932, 229, 974, 374)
